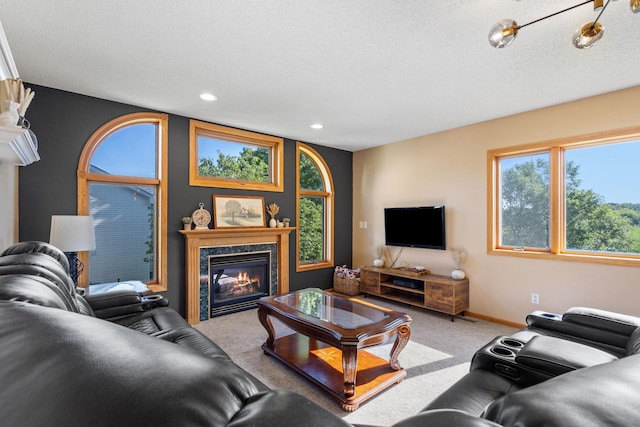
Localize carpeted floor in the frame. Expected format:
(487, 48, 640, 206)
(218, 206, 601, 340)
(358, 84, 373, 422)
(193, 295, 517, 426)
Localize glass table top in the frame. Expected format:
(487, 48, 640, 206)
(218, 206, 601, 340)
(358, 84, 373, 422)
(274, 288, 390, 329)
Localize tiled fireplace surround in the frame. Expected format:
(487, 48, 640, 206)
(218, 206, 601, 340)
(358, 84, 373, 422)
(180, 228, 294, 324)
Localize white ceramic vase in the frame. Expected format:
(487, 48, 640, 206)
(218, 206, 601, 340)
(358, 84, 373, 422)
(0, 101, 19, 126)
(269, 218, 277, 228)
(373, 258, 384, 267)
(451, 269, 466, 280)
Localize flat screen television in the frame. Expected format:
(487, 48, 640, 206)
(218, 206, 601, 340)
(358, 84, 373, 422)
(384, 206, 446, 250)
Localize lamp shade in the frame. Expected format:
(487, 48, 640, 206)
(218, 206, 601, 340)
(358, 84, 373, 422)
(49, 215, 96, 252)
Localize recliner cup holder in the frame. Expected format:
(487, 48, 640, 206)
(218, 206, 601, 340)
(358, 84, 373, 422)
(500, 338, 524, 348)
(490, 346, 515, 358)
(540, 312, 560, 319)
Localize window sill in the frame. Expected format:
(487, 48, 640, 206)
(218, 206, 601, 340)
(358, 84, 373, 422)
(489, 248, 640, 267)
(296, 260, 333, 272)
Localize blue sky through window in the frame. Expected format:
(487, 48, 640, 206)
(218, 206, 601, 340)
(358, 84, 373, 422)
(502, 140, 640, 204)
(90, 124, 156, 178)
(566, 140, 640, 203)
(197, 136, 258, 159)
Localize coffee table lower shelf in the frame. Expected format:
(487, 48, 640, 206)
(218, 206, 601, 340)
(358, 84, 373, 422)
(262, 333, 406, 411)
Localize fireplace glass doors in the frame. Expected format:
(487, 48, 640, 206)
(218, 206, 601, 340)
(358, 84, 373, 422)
(209, 251, 270, 316)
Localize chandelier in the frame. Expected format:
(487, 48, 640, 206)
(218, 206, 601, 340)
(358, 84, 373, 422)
(489, 0, 640, 49)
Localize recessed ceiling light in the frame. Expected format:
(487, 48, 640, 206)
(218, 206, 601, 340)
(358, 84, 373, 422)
(310, 123, 324, 129)
(200, 93, 218, 101)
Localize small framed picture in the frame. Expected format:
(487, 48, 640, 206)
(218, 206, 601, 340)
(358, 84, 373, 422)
(213, 195, 266, 228)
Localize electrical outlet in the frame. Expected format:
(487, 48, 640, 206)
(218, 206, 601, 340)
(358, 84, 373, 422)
(531, 293, 540, 304)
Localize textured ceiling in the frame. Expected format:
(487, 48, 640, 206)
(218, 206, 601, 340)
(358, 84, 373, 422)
(1, 1, 639, 151)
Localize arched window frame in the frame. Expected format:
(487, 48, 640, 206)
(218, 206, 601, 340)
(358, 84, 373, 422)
(296, 142, 334, 272)
(77, 112, 169, 291)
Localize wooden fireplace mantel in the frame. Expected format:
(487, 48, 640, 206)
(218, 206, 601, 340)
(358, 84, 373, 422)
(179, 227, 295, 325)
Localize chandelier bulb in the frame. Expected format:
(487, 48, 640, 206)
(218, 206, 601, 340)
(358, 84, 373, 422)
(488, 19, 519, 48)
(631, 0, 640, 13)
(572, 21, 604, 49)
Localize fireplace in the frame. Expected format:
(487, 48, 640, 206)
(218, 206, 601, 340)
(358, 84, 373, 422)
(209, 251, 270, 317)
(181, 227, 294, 325)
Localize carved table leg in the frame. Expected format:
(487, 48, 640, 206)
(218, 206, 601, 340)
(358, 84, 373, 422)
(257, 305, 275, 351)
(342, 345, 358, 397)
(389, 324, 411, 370)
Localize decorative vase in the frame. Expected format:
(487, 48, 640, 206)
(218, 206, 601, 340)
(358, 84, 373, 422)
(269, 218, 277, 228)
(451, 269, 466, 280)
(373, 258, 384, 267)
(283, 220, 290, 228)
(183, 223, 191, 230)
(277, 221, 284, 228)
(0, 101, 19, 126)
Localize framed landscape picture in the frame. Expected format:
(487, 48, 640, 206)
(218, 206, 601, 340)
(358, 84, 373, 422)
(213, 195, 266, 228)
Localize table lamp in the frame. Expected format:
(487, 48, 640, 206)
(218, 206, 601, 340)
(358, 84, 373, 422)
(49, 215, 96, 285)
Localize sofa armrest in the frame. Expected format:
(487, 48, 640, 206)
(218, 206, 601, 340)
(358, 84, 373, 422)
(562, 307, 640, 335)
(84, 290, 167, 320)
(526, 308, 639, 356)
(515, 335, 618, 376)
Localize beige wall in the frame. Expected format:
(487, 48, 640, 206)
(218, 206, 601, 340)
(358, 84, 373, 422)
(353, 85, 640, 324)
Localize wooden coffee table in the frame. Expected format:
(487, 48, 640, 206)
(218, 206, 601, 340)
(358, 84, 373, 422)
(257, 288, 412, 411)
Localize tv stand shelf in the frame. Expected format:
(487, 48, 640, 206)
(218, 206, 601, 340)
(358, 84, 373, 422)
(360, 266, 469, 321)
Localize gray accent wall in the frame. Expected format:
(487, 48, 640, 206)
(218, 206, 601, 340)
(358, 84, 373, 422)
(18, 85, 353, 316)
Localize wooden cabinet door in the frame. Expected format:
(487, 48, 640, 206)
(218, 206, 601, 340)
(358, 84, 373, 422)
(425, 279, 469, 315)
(360, 268, 380, 294)
(424, 281, 454, 314)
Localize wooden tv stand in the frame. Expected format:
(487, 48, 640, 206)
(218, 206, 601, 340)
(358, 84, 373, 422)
(359, 266, 469, 321)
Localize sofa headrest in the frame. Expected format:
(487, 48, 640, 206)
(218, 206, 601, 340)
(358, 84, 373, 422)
(0, 255, 79, 313)
(1, 241, 70, 274)
(0, 253, 76, 295)
(0, 275, 72, 310)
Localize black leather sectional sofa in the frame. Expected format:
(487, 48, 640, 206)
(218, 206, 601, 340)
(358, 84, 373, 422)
(1, 240, 640, 426)
(396, 306, 640, 427)
(0, 241, 349, 427)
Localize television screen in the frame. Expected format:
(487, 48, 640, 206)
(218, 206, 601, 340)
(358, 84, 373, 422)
(384, 206, 446, 250)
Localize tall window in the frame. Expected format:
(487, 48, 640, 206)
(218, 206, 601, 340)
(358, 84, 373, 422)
(77, 113, 168, 291)
(488, 126, 640, 266)
(296, 142, 334, 271)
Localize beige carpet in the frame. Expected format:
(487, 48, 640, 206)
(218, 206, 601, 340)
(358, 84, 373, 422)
(193, 296, 517, 426)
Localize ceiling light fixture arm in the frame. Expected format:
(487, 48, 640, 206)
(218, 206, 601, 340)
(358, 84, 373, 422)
(590, 0, 611, 30)
(488, 0, 634, 49)
(517, 0, 593, 30)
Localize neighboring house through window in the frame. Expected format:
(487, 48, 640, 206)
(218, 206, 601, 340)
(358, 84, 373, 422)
(77, 113, 168, 291)
(487, 126, 640, 267)
(296, 142, 334, 271)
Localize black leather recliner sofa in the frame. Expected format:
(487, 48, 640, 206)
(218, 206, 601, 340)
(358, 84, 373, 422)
(0, 241, 350, 427)
(2, 241, 640, 426)
(395, 306, 640, 427)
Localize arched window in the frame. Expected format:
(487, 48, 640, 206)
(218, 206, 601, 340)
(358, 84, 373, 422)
(77, 113, 168, 291)
(296, 142, 334, 271)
